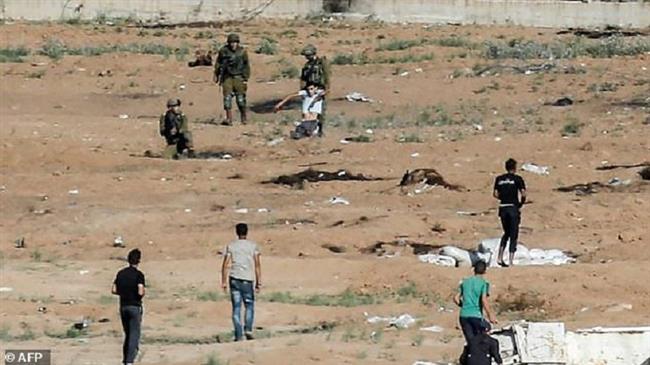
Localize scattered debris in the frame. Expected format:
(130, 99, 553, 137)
(366, 313, 416, 329)
(264, 169, 382, 189)
(32, 208, 52, 215)
(68, 189, 80, 195)
(118, 114, 129, 119)
(0, 287, 13, 292)
(98, 318, 110, 323)
(556, 181, 606, 195)
(418, 254, 456, 267)
(399, 169, 465, 192)
(14, 237, 25, 248)
(73, 318, 90, 330)
(79, 270, 90, 275)
(322, 244, 346, 253)
(419, 325, 444, 333)
(235, 208, 249, 214)
(548, 97, 574, 107)
(473, 63, 556, 77)
(98, 69, 112, 77)
(267, 137, 284, 146)
(579, 142, 593, 151)
(38, 306, 47, 313)
(456, 209, 493, 216)
(361, 239, 442, 256)
(521, 162, 550, 175)
(329, 196, 350, 205)
(113, 236, 125, 248)
(557, 26, 646, 39)
(345, 92, 373, 102)
(604, 303, 633, 312)
(596, 162, 650, 171)
(342, 135, 372, 143)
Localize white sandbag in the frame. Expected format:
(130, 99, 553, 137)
(440, 246, 472, 267)
(418, 254, 456, 267)
(479, 238, 530, 266)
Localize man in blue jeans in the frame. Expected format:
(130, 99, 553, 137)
(221, 223, 262, 341)
(453, 260, 498, 343)
(112, 249, 145, 365)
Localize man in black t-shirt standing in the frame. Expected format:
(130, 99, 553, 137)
(493, 159, 527, 267)
(112, 249, 146, 365)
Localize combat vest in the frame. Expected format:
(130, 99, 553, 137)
(159, 111, 187, 137)
(301, 57, 327, 87)
(218, 46, 247, 78)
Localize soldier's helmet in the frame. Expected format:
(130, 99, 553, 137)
(227, 33, 240, 43)
(167, 98, 181, 107)
(301, 44, 317, 56)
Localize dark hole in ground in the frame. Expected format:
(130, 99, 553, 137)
(399, 169, 465, 191)
(360, 240, 444, 256)
(264, 168, 383, 189)
(322, 244, 346, 253)
(250, 98, 301, 114)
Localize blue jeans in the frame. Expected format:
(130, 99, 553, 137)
(229, 277, 255, 340)
(120, 305, 142, 364)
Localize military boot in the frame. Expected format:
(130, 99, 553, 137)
(162, 145, 177, 159)
(240, 110, 248, 125)
(222, 110, 233, 126)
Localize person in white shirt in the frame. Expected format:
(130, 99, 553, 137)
(274, 83, 328, 138)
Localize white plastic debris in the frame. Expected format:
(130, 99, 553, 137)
(184, 208, 192, 213)
(113, 236, 125, 247)
(418, 254, 456, 267)
(366, 313, 416, 329)
(235, 208, 249, 214)
(267, 137, 284, 146)
(522, 162, 550, 175)
(400, 71, 409, 77)
(411, 152, 420, 157)
(365, 128, 374, 134)
(608, 177, 631, 186)
(329, 196, 350, 205)
(118, 114, 129, 119)
(79, 270, 89, 275)
(68, 189, 80, 195)
(419, 325, 444, 333)
(257, 208, 270, 213)
(0, 287, 13, 292)
(345, 92, 373, 103)
(179, 84, 186, 90)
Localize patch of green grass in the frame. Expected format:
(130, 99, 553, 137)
(433, 36, 476, 49)
(194, 30, 215, 39)
(40, 38, 66, 60)
(278, 29, 298, 39)
(412, 333, 424, 347)
(204, 353, 225, 365)
(196, 291, 226, 302)
(561, 118, 582, 136)
(0, 325, 12, 341)
(263, 288, 380, 307)
(331, 52, 434, 65)
(15, 326, 36, 341)
(45, 328, 84, 339)
(143, 334, 221, 345)
(484, 36, 650, 60)
(27, 69, 46, 79)
(37, 38, 190, 60)
(0, 47, 30, 63)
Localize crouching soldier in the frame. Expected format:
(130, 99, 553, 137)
(159, 98, 195, 159)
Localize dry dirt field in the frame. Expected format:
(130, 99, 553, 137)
(1, 18, 649, 365)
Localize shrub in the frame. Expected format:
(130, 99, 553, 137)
(0, 47, 29, 63)
(255, 37, 278, 55)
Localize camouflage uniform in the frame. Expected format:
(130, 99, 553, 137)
(159, 99, 194, 159)
(215, 33, 251, 124)
(300, 44, 330, 136)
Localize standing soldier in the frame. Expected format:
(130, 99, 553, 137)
(214, 33, 251, 126)
(300, 44, 330, 136)
(159, 98, 194, 159)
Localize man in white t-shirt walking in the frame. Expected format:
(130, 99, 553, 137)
(221, 223, 262, 341)
(274, 82, 327, 139)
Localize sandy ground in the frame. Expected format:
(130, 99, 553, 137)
(1, 19, 649, 365)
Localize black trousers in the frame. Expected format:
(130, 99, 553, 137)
(499, 206, 520, 253)
(459, 317, 485, 343)
(120, 305, 142, 364)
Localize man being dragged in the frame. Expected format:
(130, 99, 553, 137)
(274, 82, 327, 139)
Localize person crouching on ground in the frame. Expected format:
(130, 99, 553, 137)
(221, 223, 262, 341)
(454, 260, 498, 344)
(159, 98, 195, 159)
(274, 82, 327, 139)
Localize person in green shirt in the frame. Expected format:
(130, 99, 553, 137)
(453, 260, 498, 343)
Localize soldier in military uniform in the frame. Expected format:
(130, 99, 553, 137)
(159, 98, 194, 159)
(214, 33, 251, 126)
(300, 44, 330, 136)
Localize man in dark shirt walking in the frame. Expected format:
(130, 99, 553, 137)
(493, 158, 527, 267)
(112, 249, 146, 365)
